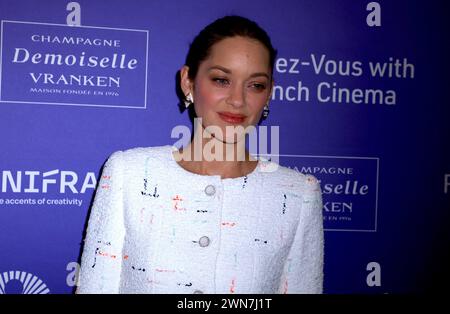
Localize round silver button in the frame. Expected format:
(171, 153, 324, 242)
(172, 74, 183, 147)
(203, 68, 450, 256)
(204, 184, 216, 196)
(193, 290, 203, 294)
(198, 236, 210, 247)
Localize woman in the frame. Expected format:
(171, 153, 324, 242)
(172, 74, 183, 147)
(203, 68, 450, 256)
(76, 15, 324, 294)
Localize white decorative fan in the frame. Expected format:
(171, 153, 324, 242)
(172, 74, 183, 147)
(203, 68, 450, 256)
(0, 271, 50, 294)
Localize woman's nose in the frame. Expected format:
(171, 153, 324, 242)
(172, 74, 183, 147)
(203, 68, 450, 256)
(227, 85, 245, 108)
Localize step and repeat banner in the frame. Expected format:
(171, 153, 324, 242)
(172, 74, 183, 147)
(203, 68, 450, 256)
(0, 0, 448, 294)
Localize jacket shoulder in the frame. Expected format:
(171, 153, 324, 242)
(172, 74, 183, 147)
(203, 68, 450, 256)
(113, 145, 170, 162)
(264, 162, 321, 192)
(106, 145, 173, 175)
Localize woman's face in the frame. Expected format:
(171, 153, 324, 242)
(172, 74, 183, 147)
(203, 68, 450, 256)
(182, 36, 273, 144)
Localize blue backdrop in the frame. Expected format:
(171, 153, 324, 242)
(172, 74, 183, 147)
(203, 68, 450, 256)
(0, 0, 449, 294)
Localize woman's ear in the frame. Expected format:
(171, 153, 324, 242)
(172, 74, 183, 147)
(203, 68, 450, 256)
(180, 65, 193, 96)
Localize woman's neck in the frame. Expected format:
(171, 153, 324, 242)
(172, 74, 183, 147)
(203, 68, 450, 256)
(173, 130, 257, 179)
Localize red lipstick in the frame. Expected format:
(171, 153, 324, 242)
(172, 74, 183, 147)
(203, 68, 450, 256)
(217, 112, 246, 124)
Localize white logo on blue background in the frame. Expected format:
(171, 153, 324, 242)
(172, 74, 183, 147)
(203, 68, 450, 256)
(282, 154, 379, 232)
(0, 270, 50, 294)
(0, 20, 149, 109)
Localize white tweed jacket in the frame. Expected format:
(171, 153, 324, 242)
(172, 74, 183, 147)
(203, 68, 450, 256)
(76, 145, 324, 294)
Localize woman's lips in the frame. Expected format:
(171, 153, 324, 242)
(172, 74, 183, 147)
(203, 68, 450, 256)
(217, 112, 246, 124)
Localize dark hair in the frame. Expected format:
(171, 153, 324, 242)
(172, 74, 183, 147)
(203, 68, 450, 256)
(185, 15, 277, 81)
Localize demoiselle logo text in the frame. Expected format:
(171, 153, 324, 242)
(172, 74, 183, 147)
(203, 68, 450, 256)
(0, 20, 149, 108)
(280, 154, 379, 232)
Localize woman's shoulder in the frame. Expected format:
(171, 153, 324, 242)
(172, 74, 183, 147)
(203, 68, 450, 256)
(261, 160, 321, 192)
(123, 144, 171, 156)
(103, 145, 173, 172)
(107, 145, 172, 160)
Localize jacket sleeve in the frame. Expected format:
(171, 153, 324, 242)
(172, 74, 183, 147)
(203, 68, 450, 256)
(76, 151, 126, 294)
(278, 174, 324, 294)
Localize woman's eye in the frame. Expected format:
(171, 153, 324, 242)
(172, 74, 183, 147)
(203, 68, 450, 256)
(212, 78, 229, 86)
(250, 83, 267, 91)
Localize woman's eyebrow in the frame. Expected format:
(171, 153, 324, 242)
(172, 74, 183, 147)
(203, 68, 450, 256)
(249, 72, 270, 79)
(208, 65, 269, 79)
(208, 65, 231, 73)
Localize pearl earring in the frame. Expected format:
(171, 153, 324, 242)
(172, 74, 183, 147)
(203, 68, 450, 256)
(262, 104, 270, 119)
(184, 93, 194, 108)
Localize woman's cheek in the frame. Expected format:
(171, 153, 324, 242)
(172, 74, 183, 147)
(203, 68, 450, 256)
(248, 94, 267, 111)
(197, 87, 227, 108)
